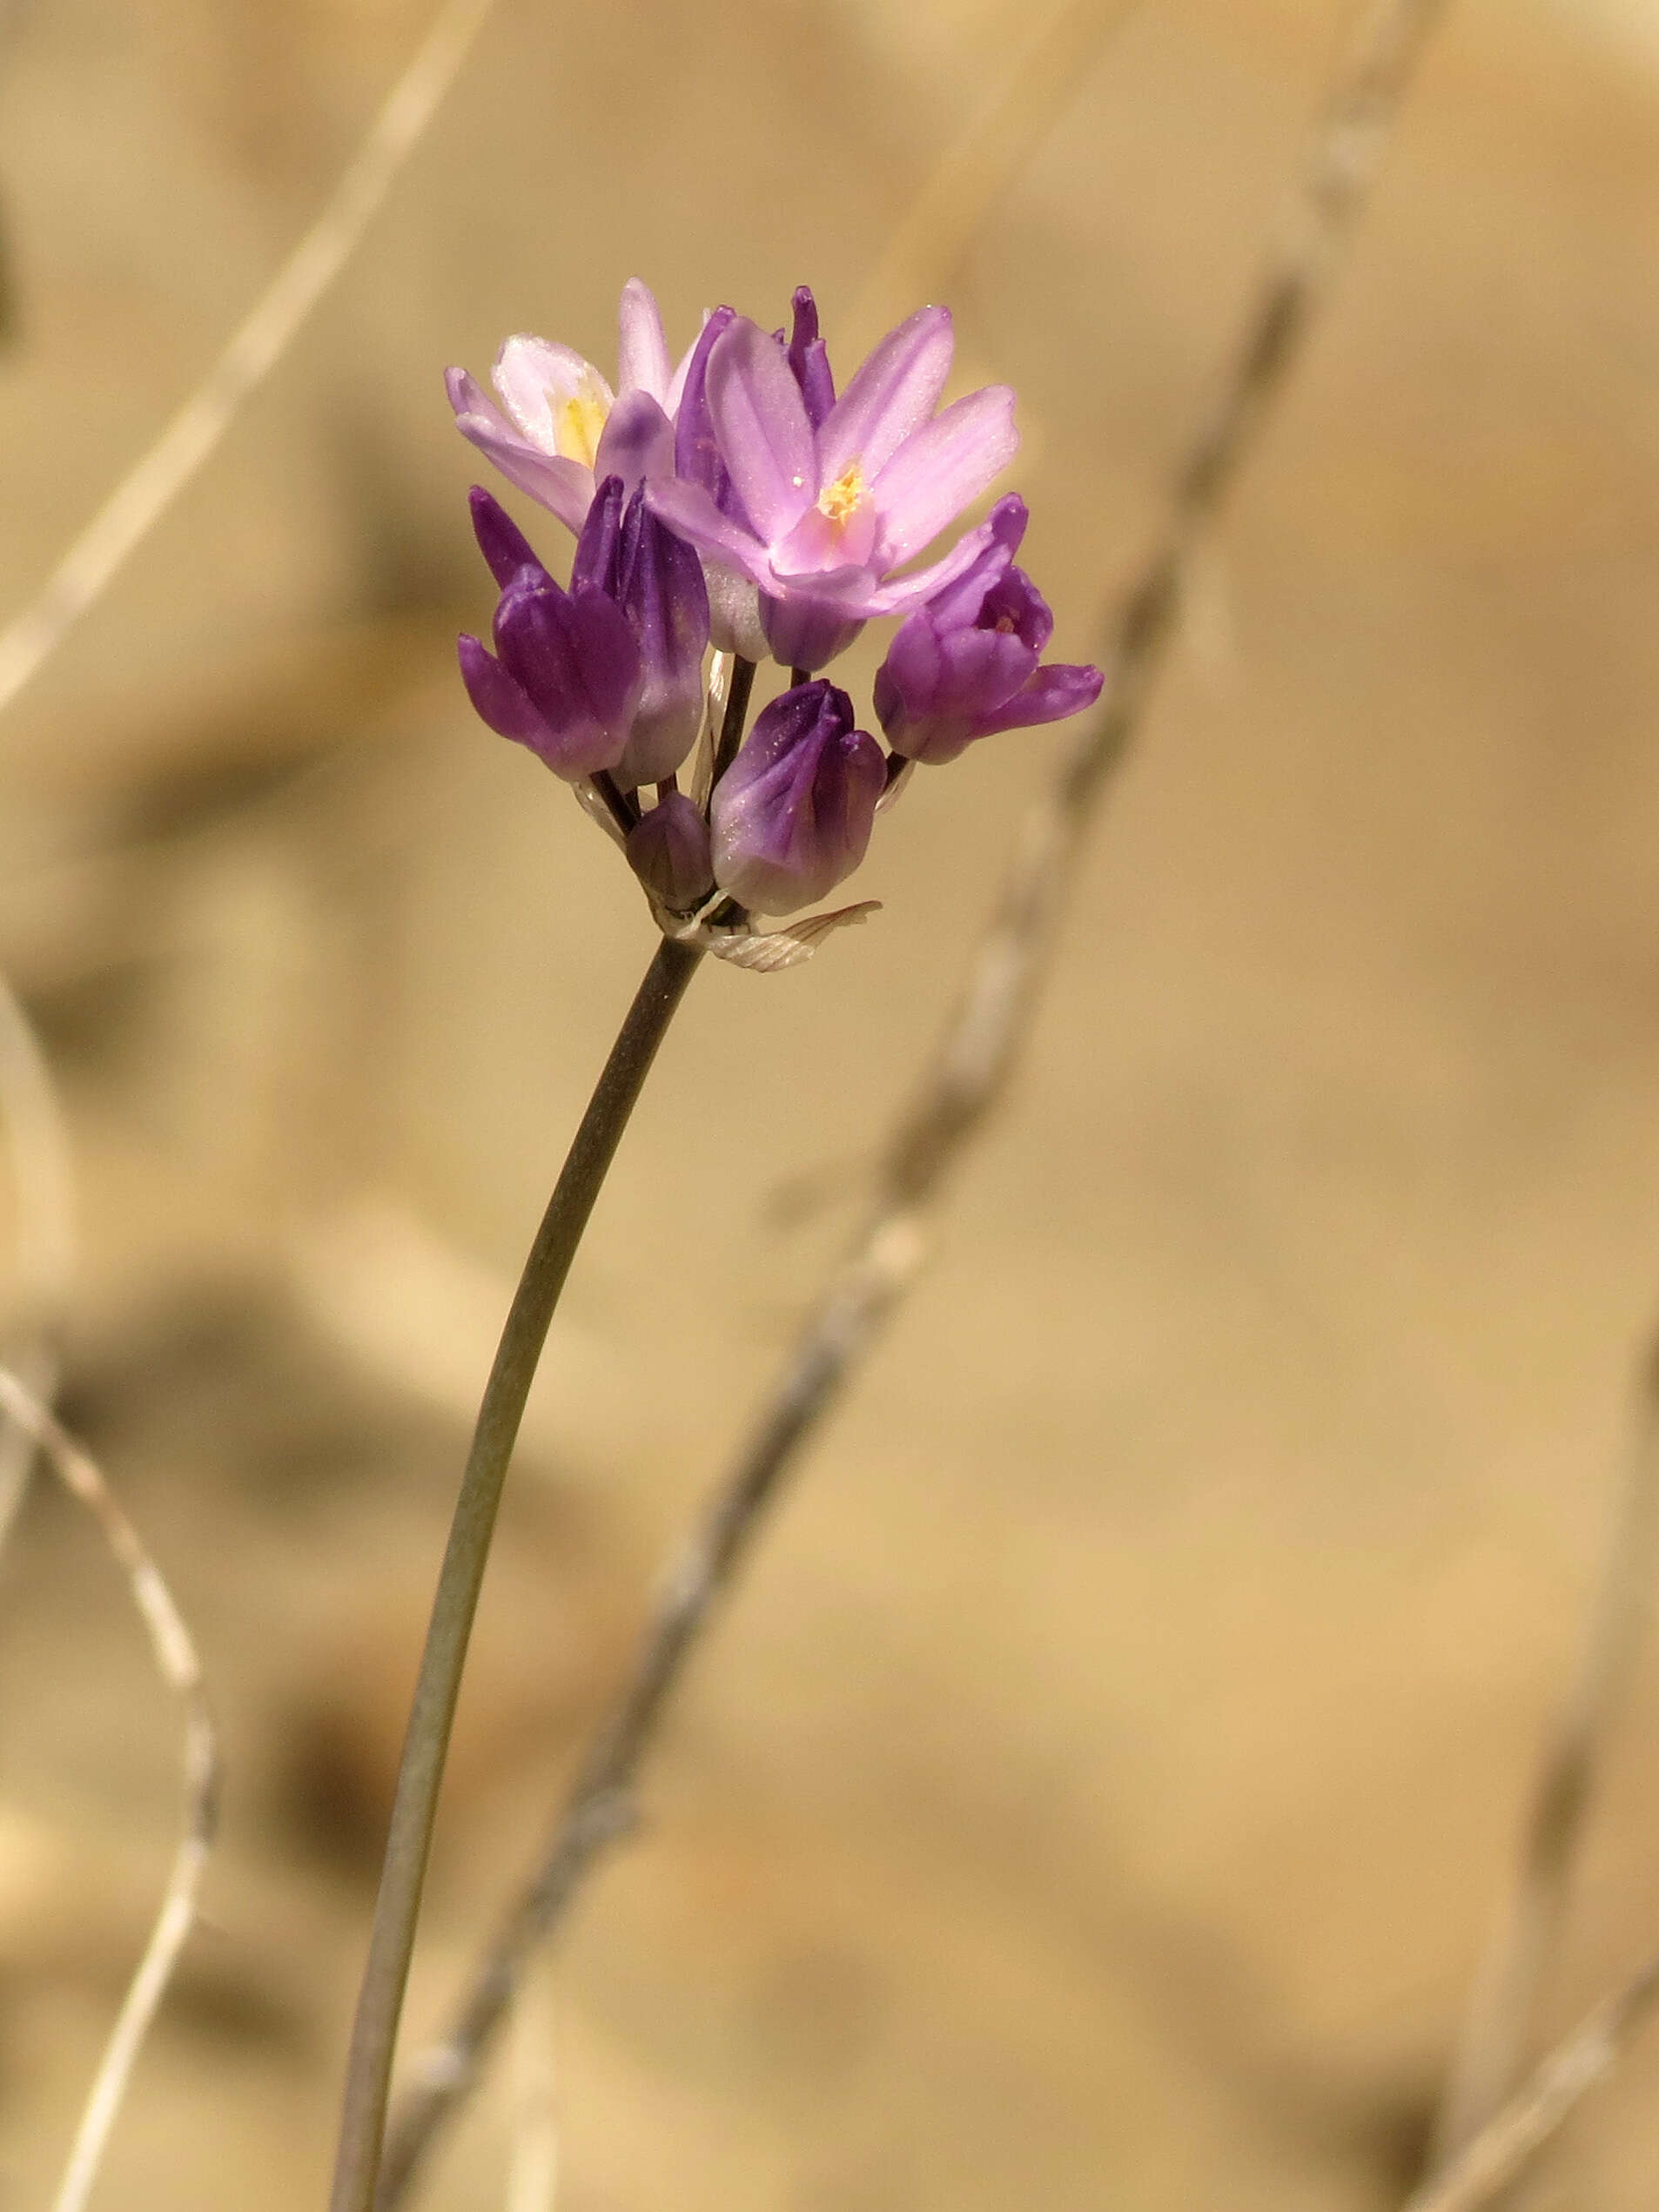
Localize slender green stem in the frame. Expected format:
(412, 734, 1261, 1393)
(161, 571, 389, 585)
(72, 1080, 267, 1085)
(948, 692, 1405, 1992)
(326, 933, 702, 2212)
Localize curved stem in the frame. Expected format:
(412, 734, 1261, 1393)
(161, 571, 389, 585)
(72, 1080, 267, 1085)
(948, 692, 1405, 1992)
(327, 933, 702, 2212)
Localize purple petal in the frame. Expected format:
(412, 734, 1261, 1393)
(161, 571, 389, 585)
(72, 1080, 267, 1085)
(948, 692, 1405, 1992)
(786, 286, 836, 430)
(981, 561, 1053, 653)
(644, 476, 774, 590)
(971, 661, 1105, 737)
(594, 388, 675, 495)
(616, 278, 672, 401)
(706, 317, 816, 542)
(458, 633, 552, 747)
(564, 583, 645, 732)
(469, 486, 547, 589)
(759, 592, 866, 675)
(921, 494, 1025, 630)
(614, 494, 711, 787)
(673, 306, 737, 503)
(571, 474, 627, 596)
(817, 306, 954, 482)
(871, 385, 1018, 566)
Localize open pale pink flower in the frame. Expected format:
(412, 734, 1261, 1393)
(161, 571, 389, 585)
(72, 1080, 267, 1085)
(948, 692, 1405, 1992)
(447, 279, 696, 534)
(645, 306, 1018, 671)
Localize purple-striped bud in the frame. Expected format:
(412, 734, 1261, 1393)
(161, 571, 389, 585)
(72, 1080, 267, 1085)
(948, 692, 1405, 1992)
(873, 495, 1103, 763)
(611, 488, 710, 788)
(459, 564, 641, 779)
(625, 790, 715, 911)
(469, 485, 545, 588)
(710, 680, 885, 913)
(782, 286, 836, 431)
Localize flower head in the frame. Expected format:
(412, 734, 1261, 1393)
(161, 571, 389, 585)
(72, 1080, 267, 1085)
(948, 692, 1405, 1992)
(710, 682, 885, 913)
(645, 306, 1018, 672)
(873, 496, 1105, 763)
(447, 279, 695, 534)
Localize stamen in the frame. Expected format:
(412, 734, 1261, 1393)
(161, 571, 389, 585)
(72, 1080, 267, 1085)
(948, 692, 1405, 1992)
(552, 372, 611, 468)
(816, 461, 868, 526)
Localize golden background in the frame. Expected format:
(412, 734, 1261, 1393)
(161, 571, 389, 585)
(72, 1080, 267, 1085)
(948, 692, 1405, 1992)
(3, 0, 1659, 2204)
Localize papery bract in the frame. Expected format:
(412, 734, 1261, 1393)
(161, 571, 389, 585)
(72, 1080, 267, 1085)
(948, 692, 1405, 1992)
(709, 682, 885, 912)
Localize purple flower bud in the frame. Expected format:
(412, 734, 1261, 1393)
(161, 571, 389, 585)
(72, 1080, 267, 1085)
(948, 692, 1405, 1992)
(459, 564, 641, 780)
(783, 286, 836, 431)
(873, 495, 1104, 763)
(469, 486, 547, 588)
(612, 487, 711, 786)
(625, 791, 715, 911)
(710, 681, 885, 913)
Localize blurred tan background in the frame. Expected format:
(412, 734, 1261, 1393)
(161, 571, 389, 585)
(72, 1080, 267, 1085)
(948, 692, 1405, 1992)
(3, 0, 1659, 2204)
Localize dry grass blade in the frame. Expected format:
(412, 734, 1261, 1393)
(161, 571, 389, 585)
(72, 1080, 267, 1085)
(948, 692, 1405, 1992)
(0, 969, 77, 1546)
(373, 1, 1452, 2198)
(0, 1368, 220, 2212)
(1430, 1333, 1659, 2165)
(0, 0, 499, 721)
(1402, 1953, 1659, 2212)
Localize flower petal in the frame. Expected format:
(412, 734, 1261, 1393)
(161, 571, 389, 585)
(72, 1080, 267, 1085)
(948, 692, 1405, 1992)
(616, 278, 672, 402)
(971, 661, 1105, 736)
(706, 317, 816, 542)
(468, 485, 547, 589)
(871, 385, 1018, 566)
(817, 306, 954, 482)
(594, 388, 675, 495)
(458, 633, 551, 746)
(448, 367, 594, 531)
(492, 334, 611, 446)
(644, 476, 774, 590)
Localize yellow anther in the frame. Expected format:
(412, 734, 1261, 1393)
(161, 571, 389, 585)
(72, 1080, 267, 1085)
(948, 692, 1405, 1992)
(816, 461, 868, 526)
(552, 372, 611, 468)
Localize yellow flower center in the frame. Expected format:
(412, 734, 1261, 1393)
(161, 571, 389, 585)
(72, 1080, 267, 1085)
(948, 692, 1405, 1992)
(552, 371, 611, 467)
(816, 461, 868, 526)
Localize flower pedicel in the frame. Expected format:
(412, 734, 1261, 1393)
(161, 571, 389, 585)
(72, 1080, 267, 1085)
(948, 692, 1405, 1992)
(450, 279, 1105, 964)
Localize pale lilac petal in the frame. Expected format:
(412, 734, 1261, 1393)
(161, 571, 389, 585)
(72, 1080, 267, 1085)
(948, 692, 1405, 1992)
(616, 279, 672, 402)
(817, 306, 954, 481)
(644, 476, 775, 590)
(449, 373, 594, 530)
(759, 592, 866, 675)
(922, 494, 1024, 630)
(870, 385, 1018, 566)
(706, 317, 816, 541)
(663, 320, 705, 420)
(492, 335, 610, 447)
(594, 389, 675, 495)
(769, 494, 877, 579)
(854, 516, 1006, 615)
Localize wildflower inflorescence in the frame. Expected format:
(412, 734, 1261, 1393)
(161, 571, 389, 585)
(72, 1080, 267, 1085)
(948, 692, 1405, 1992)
(451, 279, 1103, 966)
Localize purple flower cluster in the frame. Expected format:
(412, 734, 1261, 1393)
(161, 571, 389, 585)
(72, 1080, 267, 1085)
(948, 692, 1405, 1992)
(452, 280, 1103, 938)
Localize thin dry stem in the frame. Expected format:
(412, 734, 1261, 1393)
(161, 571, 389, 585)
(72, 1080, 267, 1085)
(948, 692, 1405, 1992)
(374, 2, 1451, 2196)
(1402, 1953, 1659, 2212)
(0, 0, 499, 720)
(1431, 1333, 1659, 2164)
(504, 1962, 561, 2212)
(0, 967, 77, 1544)
(0, 1368, 219, 2212)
